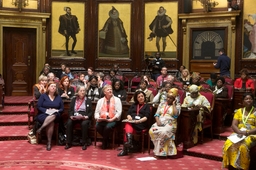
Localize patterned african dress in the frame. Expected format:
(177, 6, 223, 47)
(149, 102, 179, 156)
(222, 108, 256, 170)
(181, 94, 211, 144)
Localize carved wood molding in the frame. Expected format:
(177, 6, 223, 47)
(178, 10, 240, 79)
(179, 11, 240, 35)
(0, 10, 50, 77)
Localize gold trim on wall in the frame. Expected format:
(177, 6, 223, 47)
(179, 11, 240, 79)
(0, 10, 50, 79)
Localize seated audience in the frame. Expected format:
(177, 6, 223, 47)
(179, 68, 191, 90)
(130, 80, 154, 103)
(87, 75, 101, 101)
(212, 76, 228, 98)
(36, 82, 64, 151)
(141, 74, 156, 88)
(109, 69, 118, 82)
(58, 76, 74, 100)
(118, 91, 150, 156)
(61, 67, 74, 80)
(41, 66, 51, 77)
(73, 72, 87, 88)
(33, 75, 48, 99)
(40, 62, 54, 76)
(190, 72, 202, 87)
(234, 68, 255, 92)
(222, 92, 256, 170)
(112, 64, 123, 76)
(175, 65, 185, 80)
(97, 72, 107, 88)
(153, 82, 173, 104)
(206, 73, 217, 88)
(85, 67, 94, 81)
(65, 85, 92, 150)
(181, 85, 211, 144)
(149, 88, 180, 157)
(56, 63, 66, 79)
(112, 79, 127, 102)
(94, 85, 122, 149)
(156, 67, 168, 88)
(47, 72, 59, 84)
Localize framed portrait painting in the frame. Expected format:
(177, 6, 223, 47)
(98, 3, 131, 58)
(144, 2, 178, 59)
(243, 0, 256, 59)
(51, 1, 85, 59)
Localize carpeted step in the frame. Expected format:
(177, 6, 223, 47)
(219, 126, 233, 140)
(185, 139, 224, 161)
(4, 96, 33, 106)
(0, 114, 28, 126)
(0, 106, 28, 114)
(0, 125, 28, 140)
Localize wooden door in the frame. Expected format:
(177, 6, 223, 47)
(3, 28, 36, 96)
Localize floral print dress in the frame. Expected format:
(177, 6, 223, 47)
(149, 102, 179, 156)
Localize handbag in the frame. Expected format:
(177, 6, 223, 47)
(27, 129, 37, 144)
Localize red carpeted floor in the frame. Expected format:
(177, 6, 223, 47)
(0, 96, 225, 169)
(0, 140, 222, 170)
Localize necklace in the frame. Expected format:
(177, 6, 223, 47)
(242, 106, 254, 125)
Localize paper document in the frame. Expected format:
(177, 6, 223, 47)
(227, 128, 247, 143)
(122, 119, 136, 123)
(46, 109, 58, 115)
(227, 133, 246, 143)
(136, 157, 157, 161)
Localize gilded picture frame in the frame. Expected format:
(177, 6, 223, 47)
(243, 0, 256, 59)
(98, 3, 131, 59)
(144, 2, 178, 59)
(51, 1, 85, 59)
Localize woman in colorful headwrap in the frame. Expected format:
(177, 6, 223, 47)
(149, 88, 180, 157)
(222, 92, 256, 170)
(181, 85, 211, 144)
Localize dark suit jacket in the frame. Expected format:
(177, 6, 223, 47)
(68, 97, 93, 119)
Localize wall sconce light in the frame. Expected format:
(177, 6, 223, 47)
(194, 0, 219, 12)
(12, 0, 29, 12)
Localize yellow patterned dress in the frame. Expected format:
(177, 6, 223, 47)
(222, 108, 256, 170)
(149, 102, 178, 156)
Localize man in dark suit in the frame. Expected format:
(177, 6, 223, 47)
(58, 7, 80, 56)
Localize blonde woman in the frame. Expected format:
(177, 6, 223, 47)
(33, 75, 48, 99)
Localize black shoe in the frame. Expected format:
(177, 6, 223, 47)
(82, 144, 87, 150)
(71, 50, 77, 54)
(46, 144, 51, 151)
(117, 149, 128, 156)
(65, 144, 71, 150)
(36, 128, 42, 135)
(67, 52, 71, 56)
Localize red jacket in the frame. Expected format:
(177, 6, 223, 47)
(234, 78, 255, 91)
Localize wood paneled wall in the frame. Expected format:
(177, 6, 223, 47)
(0, 0, 249, 78)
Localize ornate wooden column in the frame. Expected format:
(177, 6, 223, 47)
(179, 11, 240, 79)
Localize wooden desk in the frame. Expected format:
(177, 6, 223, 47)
(126, 92, 134, 103)
(176, 108, 199, 149)
(233, 90, 246, 110)
(213, 98, 229, 134)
